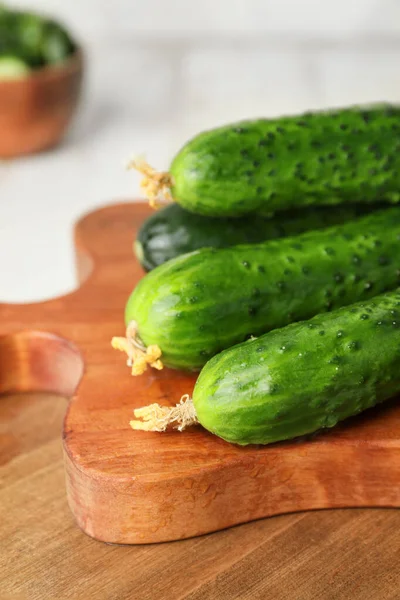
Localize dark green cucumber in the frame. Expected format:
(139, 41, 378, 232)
(0, 7, 76, 70)
(193, 289, 400, 445)
(135, 202, 381, 271)
(169, 103, 400, 216)
(126, 207, 400, 371)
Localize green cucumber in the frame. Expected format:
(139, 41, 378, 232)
(0, 55, 30, 79)
(41, 20, 76, 64)
(167, 103, 400, 216)
(126, 207, 400, 371)
(0, 7, 75, 70)
(135, 202, 380, 271)
(193, 288, 400, 445)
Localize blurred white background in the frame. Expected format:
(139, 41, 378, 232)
(2, 0, 400, 301)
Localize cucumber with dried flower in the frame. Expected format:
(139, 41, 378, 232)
(133, 103, 400, 217)
(131, 289, 400, 445)
(113, 207, 400, 374)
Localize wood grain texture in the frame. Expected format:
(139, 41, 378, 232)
(1, 392, 400, 600)
(1, 202, 400, 547)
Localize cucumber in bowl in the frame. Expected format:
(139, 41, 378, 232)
(130, 288, 400, 445)
(0, 4, 76, 78)
(0, 55, 30, 79)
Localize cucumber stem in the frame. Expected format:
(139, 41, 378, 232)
(130, 394, 198, 432)
(111, 320, 163, 376)
(127, 157, 174, 209)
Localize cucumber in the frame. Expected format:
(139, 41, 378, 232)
(125, 207, 400, 372)
(135, 202, 380, 271)
(0, 55, 30, 79)
(193, 288, 400, 445)
(0, 7, 75, 70)
(166, 103, 400, 216)
(16, 12, 47, 68)
(41, 20, 76, 64)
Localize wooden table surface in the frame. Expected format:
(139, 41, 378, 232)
(1, 391, 399, 600)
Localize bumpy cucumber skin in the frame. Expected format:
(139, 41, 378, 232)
(193, 289, 400, 445)
(170, 103, 400, 217)
(135, 203, 380, 271)
(126, 207, 400, 371)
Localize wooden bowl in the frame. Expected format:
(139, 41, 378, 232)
(0, 50, 84, 158)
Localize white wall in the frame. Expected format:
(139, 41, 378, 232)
(9, 0, 400, 130)
(2, 0, 400, 301)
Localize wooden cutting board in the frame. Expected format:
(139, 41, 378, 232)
(1, 201, 400, 545)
